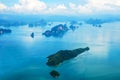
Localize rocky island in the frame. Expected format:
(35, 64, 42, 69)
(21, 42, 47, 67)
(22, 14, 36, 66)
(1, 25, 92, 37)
(0, 28, 12, 36)
(50, 70, 60, 78)
(30, 32, 34, 38)
(42, 24, 68, 38)
(85, 18, 103, 27)
(46, 47, 90, 66)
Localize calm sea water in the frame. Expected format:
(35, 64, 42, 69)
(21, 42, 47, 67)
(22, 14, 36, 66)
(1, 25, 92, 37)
(0, 22, 120, 80)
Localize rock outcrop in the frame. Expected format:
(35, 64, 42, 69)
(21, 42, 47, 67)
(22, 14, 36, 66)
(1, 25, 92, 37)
(50, 70, 60, 78)
(30, 32, 34, 38)
(42, 24, 68, 38)
(0, 28, 12, 35)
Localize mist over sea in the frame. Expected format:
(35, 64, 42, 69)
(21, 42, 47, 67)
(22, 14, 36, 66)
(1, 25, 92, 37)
(0, 21, 120, 80)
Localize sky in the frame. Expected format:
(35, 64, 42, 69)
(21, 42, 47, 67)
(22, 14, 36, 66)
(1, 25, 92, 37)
(0, 0, 120, 16)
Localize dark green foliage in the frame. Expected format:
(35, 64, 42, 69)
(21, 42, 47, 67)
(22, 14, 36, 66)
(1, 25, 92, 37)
(46, 47, 89, 66)
(50, 70, 60, 78)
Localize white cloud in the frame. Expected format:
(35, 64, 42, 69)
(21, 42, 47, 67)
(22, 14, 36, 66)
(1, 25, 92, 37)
(11, 0, 47, 14)
(69, 3, 92, 14)
(69, 0, 120, 14)
(87, 0, 120, 12)
(0, 3, 7, 12)
(0, 0, 120, 15)
(46, 4, 68, 14)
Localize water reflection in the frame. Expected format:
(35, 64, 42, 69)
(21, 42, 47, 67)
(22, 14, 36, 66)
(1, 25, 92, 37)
(0, 22, 120, 80)
(90, 44, 109, 58)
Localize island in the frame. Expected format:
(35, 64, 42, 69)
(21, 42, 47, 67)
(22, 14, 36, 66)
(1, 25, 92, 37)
(42, 24, 68, 38)
(85, 18, 103, 27)
(28, 19, 47, 27)
(69, 25, 79, 31)
(46, 47, 90, 66)
(0, 28, 12, 35)
(50, 70, 60, 78)
(30, 32, 34, 38)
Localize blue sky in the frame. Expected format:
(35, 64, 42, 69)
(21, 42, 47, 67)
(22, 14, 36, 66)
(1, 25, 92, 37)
(0, 0, 87, 6)
(0, 0, 18, 6)
(0, 0, 120, 16)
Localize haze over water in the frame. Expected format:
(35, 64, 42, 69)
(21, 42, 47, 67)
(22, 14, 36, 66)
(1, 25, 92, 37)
(0, 0, 120, 80)
(0, 21, 120, 80)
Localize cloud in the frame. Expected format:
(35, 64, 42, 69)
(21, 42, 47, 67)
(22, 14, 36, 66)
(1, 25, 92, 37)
(69, 0, 120, 15)
(0, 3, 7, 12)
(55, 4, 67, 10)
(69, 3, 92, 14)
(0, 0, 120, 15)
(11, 0, 47, 14)
(46, 4, 68, 14)
(44, 0, 120, 15)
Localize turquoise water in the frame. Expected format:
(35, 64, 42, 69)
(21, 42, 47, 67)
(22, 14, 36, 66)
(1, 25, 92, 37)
(0, 22, 120, 80)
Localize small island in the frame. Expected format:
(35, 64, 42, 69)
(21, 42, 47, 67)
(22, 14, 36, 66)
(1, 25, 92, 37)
(0, 28, 12, 36)
(42, 24, 68, 38)
(46, 47, 90, 66)
(30, 32, 34, 38)
(50, 70, 60, 78)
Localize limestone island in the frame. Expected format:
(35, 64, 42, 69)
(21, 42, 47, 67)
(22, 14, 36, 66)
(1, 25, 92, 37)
(46, 47, 90, 66)
(0, 28, 12, 36)
(42, 24, 68, 38)
(50, 70, 60, 78)
(30, 32, 34, 38)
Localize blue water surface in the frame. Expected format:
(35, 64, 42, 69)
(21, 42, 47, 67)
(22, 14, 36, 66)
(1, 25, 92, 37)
(0, 22, 120, 80)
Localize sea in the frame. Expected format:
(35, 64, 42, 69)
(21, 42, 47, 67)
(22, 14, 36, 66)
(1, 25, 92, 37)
(0, 21, 120, 80)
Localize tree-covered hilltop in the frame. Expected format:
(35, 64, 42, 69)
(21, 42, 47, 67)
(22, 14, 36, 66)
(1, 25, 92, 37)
(46, 47, 90, 66)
